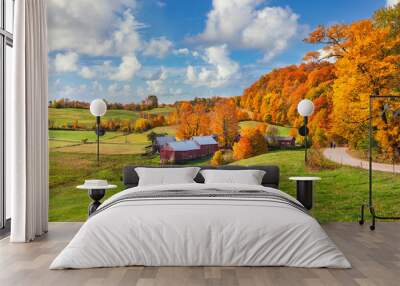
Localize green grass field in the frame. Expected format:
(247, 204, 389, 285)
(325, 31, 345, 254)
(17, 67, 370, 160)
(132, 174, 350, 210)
(49, 130, 120, 142)
(49, 107, 174, 129)
(233, 151, 400, 222)
(49, 149, 400, 222)
(49, 126, 177, 154)
(49, 152, 161, 221)
(48, 109, 400, 223)
(239, 121, 291, 136)
(144, 106, 175, 116)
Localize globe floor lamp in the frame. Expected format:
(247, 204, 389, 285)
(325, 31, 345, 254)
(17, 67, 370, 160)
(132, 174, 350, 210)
(90, 99, 107, 166)
(297, 99, 315, 163)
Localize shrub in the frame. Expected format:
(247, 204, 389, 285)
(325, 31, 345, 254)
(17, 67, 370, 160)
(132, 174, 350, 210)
(134, 118, 152, 132)
(222, 150, 234, 164)
(307, 148, 338, 170)
(233, 127, 268, 160)
(210, 150, 223, 166)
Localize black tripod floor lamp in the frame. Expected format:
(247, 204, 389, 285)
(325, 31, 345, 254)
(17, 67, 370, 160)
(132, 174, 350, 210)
(90, 99, 107, 166)
(359, 94, 400, 230)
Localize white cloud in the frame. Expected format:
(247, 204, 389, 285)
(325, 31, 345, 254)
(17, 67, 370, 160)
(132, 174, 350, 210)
(54, 52, 79, 72)
(387, 0, 400, 7)
(108, 83, 132, 96)
(57, 84, 88, 99)
(169, 87, 183, 95)
(145, 67, 168, 94)
(112, 9, 144, 56)
(47, 0, 138, 56)
(92, 81, 104, 92)
(79, 66, 96, 79)
(110, 55, 142, 81)
(147, 67, 168, 81)
(186, 45, 239, 88)
(108, 83, 119, 94)
(48, 1, 145, 81)
(186, 66, 197, 82)
(173, 48, 190, 56)
(206, 45, 239, 80)
(318, 48, 336, 63)
(192, 0, 300, 61)
(143, 37, 173, 58)
(147, 81, 165, 94)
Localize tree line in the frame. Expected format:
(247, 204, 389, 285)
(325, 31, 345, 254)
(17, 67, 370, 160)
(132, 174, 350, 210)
(238, 4, 400, 159)
(49, 95, 162, 111)
(49, 113, 167, 133)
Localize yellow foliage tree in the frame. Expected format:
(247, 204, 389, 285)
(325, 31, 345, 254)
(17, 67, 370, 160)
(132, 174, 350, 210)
(176, 102, 210, 140)
(134, 118, 151, 132)
(211, 99, 239, 148)
(305, 4, 400, 150)
(210, 150, 223, 166)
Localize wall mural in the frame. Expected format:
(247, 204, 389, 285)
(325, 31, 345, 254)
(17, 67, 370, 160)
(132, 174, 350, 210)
(48, 0, 400, 222)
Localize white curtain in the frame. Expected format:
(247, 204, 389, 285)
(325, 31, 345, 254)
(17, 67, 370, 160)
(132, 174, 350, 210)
(9, 0, 49, 242)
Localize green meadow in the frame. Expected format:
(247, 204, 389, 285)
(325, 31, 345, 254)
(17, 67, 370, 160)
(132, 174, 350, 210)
(48, 106, 174, 129)
(239, 121, 291, 136)
(49, 130, 120, 142)
(49, 126, 176, 155)
(48, 108, 400, 223)
(49, 148, 400, 223)
(48, 107, 177, 154)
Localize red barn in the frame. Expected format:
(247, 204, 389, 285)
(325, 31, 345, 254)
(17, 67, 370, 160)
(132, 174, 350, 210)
(160, 141, 201, 164)
(152, 136, 175, 153)
(265, 136, 296, 148)
(192, 136, 219, 156)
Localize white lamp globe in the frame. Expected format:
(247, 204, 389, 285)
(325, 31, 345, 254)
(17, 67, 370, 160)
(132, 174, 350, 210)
(297, 99, 315, 117)
(90, 99, 107, 117)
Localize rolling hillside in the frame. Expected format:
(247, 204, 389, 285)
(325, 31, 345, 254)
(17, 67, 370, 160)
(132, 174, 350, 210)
(48, 106, 174, 129)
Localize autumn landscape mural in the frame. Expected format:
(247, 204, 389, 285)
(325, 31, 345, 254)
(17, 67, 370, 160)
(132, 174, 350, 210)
(48, 0, 400, 222)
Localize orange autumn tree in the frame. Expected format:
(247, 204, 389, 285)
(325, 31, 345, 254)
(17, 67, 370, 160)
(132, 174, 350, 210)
(233, 126, 268, 160)
(175, 102, 210, 140)
(233, 137, 252, 160)
(242, 127, 268, 155)
(211, 99, 239, 148)
(238, 61, 336, 147)
(305, 3, 400, 149)
(375, 104, 400, 162)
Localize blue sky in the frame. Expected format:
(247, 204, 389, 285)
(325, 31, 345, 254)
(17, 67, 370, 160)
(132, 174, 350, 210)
(48, 0, 391, 104)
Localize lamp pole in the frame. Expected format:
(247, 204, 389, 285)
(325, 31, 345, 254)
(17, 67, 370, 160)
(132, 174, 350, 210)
(304, 116, 308, 163)
(297, 99, 314, 164)
(90, 99, 107, 167)
(96, 116, 100, 166)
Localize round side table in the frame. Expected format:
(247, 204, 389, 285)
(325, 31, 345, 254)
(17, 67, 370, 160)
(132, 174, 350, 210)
(77, 181, 117, 216)
(289, 177, 321, 210)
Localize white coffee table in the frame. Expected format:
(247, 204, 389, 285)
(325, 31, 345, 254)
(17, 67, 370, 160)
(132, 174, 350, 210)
(77, 180, 117, 215)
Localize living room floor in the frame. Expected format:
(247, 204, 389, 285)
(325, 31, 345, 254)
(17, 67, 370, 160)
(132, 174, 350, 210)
(0, 222, 399, 286)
